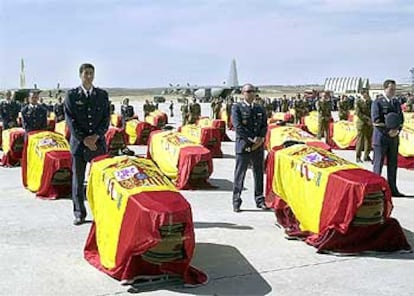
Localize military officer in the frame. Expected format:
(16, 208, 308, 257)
(317, 91, 332, 142)
(21, 91, 48, 138)
(53, 96, 65, 122)
(355, 90, 373, 162)
(231, 83, 268, 212)
(371, 79, 404, 197)
(188, 97, 201, 124)
(338, 95, 350, 121)
(0, 90, 20, 129)
(120, 97, 134, 128)
(280, 95, 289, 113)
(64, 63, 110, 225)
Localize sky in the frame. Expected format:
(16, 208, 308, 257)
(1, 0, 414, 89)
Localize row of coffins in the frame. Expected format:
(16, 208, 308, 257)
(264, 124, 411, 253)
(10, 130, 209, 285)
(111, 110, 168, 129)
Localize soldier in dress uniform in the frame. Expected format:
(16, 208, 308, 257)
(231, 83, 268, 212)
(53, 96, 65, 122)
(0, 90, 20, 129)
(120, 97, 134, 128)
(21, 91, 48, 136)
(188, 97, 201, 124)
(338, 95, 350, 121)
(355, 90, 373, 162)
(64, 63, 110, 225)
(317, 91, 332, 142)
(371, 79, 404, 197)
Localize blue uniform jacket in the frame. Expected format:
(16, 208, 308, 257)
(64, 87, 110, 156)
(371, 95, 404, 146)
(21, 104, 48, 132)
(231, 101, 267, 154)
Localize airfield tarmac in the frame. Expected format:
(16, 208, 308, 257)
(0, 103, 413, 296)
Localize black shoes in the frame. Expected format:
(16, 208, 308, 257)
(392, 192, 406, 197)
(256, 202, 269, 210)
(363, 156, 372, 162)
(73, 217, 85, 226)
(356, 158, 363, 163)
(233, 205, 241, 213)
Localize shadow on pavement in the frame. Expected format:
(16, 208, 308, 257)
(194, 222, 253, 230)
(127, 243, 272, 295)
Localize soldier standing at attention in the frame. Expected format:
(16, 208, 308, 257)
(0, 90, 20, 129)
(188, 97, 201, 124)
(280, 94, 289, 113)
(120, 97, 134, 128)
(180, 99, 189, 126)
(338, 95, 350, 121)
(371, 79, 404, 197)
(21, 91, 48, 137)
(64, 63, 110, 225)
(293, 95, 305, 124)
(231, 83, 268, 212)
(213, 98, 222, 120)
(53, 96, 65, 122)
(355, 90, 373, 163)
(317, 91, 332, 142)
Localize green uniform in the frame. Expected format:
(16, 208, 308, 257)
(213, 100, 222, 119)
(265, 101, 273, 118)
(338, 100, 349, 121)
(317, 99, 332, 141)
(280, 98, 289, 113)
(293, 99, 305, 124)
(180, 103, 189, 125)
(355, 98, 373, 160)
(188, 102, 201, 124)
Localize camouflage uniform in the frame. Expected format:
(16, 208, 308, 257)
(338, 98, 350, 121)
(355, 98, 373, 161)
(180, 102, 189, 125)
(293, 99, 305, 124)
(265, 99, 273, 118)
(317, 99, 332, 141)
(280, 97, 289, 113)
(188, 100, 201, 124)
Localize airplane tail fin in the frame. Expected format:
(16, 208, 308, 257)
(226, 59, 239, 88)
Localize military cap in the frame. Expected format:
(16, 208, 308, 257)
(385, 112, 401, 129)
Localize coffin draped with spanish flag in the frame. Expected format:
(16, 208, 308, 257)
(110, 114, 122, 128)
(105, 126, 127, 156)
(397, 126, 414, 169)
(265, 144, 411, 253)
(84, 155, 208, 285)
(219, 105, 233, 130)
(302, 111, 319, 135)
(125, 119, 157, 145)
(21, 131, 72, 199)
(197, 117, 231, 141)
(180, 124, 222, 158)
(54, 120, 71, 140)
(0, 127, 25, 167)
(145, 110, 168, 128)
(268, 112, 294, 124)
(327, 120, 357, 150)
(265, 125, 331, 152)
(403, 112, 414, 130)
(147, 131, 213, 189)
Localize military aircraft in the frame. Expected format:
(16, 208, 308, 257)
(162, 59, 242, 102)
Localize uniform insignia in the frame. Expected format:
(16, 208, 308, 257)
(75, 100, 84, 105)
(242, 120, 247, 125)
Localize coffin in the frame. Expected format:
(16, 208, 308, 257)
(265, 125, 331, 152)
(105, 127, 127, 156)
(0, 127, 25, 167)
(219, 106, 233, 130)
(197, 117, 231, 141)
(147, 131, 213, 189)
(54, 120, 71, 140)
(403, 112, 414, 130)
(268, 112, 294, 124)
(327, 120, 357, 150)
(125, 119, 156, 145)
(396, 126, 414, 169)
(180, 124, 222, 158)
(301, 111, 319, 135)
(21, 131, 72, 199)
(110, 114, 122, 128)
(84, 155, 208, 286)
(265, 144, 411, 253)
(146, 110, 168, 128)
